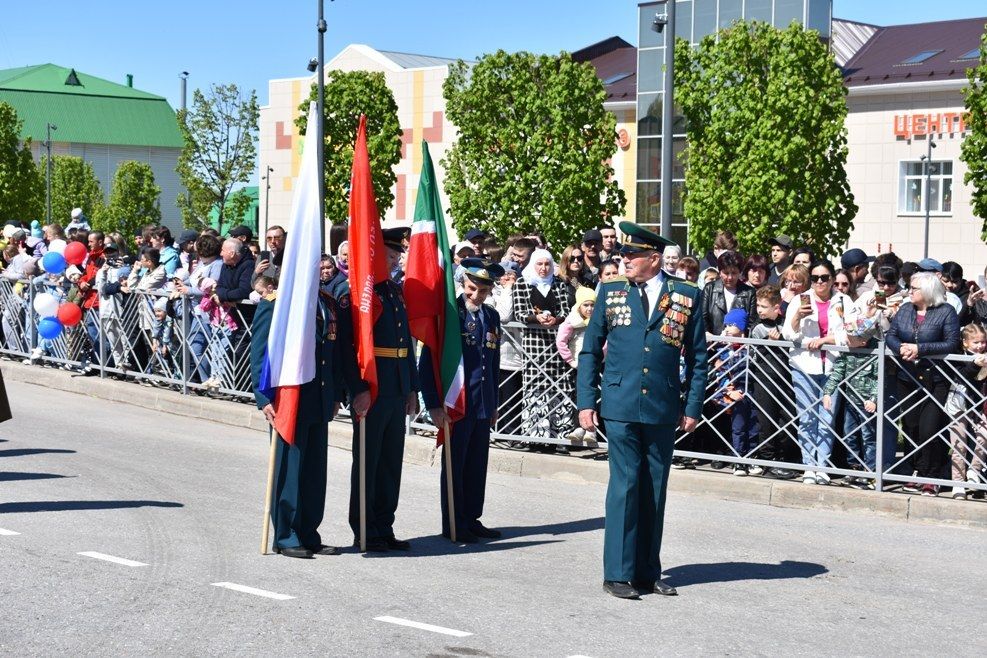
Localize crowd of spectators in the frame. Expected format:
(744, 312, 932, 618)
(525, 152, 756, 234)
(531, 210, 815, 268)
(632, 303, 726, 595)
(2, 212, 986, 500)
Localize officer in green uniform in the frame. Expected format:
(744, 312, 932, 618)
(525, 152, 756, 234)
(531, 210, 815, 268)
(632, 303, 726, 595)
(577, 221, 708, 599)
(250, 282, 356, 559)
(346, 228, 420, 552)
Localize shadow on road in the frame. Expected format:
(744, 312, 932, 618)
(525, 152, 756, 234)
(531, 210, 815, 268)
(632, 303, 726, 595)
(498, 516, 605, 538)
(356, 537, 563, 558)
(0, 472, 71, 482)
(0, 500, 184, 514)
(0, 448, 76, 458)
(664, 560, 828, 587)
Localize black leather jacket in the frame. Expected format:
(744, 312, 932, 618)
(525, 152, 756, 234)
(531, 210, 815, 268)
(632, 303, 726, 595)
(702, 279, 756, 336)
(885, 302, 960, 384)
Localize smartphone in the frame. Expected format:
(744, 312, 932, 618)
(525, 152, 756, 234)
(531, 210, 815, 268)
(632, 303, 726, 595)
(799, 292, 811, 307)
(874, 289, 887, 308)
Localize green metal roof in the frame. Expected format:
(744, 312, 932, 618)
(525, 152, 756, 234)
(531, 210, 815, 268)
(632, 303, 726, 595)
(0, 64, 182, 148)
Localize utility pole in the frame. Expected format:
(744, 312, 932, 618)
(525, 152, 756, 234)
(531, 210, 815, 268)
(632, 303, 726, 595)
(262, 166, 273, 237)
(921, 137, 937, 259)
(180, 71, 189, 112)
(44, 122, 57, 224)
(316, 0, 328, 254)
(656, 0, 676, 241)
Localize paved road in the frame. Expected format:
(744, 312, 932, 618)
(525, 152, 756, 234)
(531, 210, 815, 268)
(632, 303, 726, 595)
(1, 382, 984, 656)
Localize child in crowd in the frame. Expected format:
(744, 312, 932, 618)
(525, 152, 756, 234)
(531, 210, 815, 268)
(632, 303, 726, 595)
(948, 324, 987, 499)
(675, 256, 700, 283)
(149, 296, 176, 377)
(821, 314, 881, 488)
(712, 308, 757, 475)
(63, 266, 83, 305)
(558, 286, 597, 441)
(700, 266, 719, 286)
(251, 275, 277, 303)
(748, 285, 797, 477)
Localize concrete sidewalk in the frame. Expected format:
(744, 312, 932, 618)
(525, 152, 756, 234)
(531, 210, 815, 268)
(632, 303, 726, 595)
(4, 359, 984, 529)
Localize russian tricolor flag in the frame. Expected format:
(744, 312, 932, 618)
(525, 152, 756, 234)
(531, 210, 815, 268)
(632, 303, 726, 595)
(257, 102, 323, 445)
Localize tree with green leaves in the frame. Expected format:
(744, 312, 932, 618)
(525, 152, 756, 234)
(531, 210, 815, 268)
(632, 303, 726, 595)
(296, 70, 402, 223)
(442, 50, 625, 247)
(95, 161, 161, 240)
(674, 20, 856, 257)
(41, 154, 104, 226)
(961, 25, 987, 240)
(0, 102, 43, 223)
(177, 83, 259, 235)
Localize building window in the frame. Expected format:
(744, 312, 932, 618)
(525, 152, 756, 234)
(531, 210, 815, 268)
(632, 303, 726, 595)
(898, 160, 953, 215)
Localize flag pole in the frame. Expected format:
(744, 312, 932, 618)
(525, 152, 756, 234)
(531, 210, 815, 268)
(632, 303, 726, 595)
(260, 428, 279, 554)
(359, 416, 367, 552)
(443, 420, 457, 542)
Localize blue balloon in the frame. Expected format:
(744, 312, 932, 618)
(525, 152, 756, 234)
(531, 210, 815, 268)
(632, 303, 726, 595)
(42, 251, 67, 275)
(38, 317, 63, 340)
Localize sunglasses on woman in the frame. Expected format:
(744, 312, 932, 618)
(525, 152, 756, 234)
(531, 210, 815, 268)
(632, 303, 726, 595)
(834, 280, 850, 288)
(569, 254, 582, 262)
(809, 274, 831, 283)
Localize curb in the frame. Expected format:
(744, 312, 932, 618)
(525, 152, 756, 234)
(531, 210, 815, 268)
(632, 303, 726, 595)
(3, 360, 985, 530)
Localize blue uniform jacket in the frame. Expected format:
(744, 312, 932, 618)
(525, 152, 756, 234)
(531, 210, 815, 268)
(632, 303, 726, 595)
(341, 279, 420, 397)
(577, 274, 708, 423)
(419, 296, 501, 419)
(250, 292, 359, 424)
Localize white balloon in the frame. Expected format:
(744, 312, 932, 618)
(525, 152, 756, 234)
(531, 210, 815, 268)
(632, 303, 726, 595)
(49, 239, 67, 255)
(32, 292, 59, 318)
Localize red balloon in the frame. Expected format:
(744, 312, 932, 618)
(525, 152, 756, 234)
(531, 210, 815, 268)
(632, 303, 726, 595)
(56, 303, 83, 327)
(63, 241, 88, 265)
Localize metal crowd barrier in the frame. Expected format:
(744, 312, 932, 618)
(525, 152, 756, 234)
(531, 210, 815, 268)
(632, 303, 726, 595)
(2, 278, 985, 499)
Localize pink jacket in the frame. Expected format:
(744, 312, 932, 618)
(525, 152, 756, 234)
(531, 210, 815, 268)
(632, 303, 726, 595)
(199, 294, 239, 331)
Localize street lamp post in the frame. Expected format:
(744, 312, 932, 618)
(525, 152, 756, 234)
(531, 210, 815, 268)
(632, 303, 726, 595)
(180, 71, 189, 112)
(653, 0, 677, 241)
(921, 138, 937, 259)
(261, 166, 273, 236)
(316, 0, 328, 254)
(44, 122, 57, 224)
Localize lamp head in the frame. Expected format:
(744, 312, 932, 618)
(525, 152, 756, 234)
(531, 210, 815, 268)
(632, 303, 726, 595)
(307, 58, 319, 73)
(651, 13, 668, 33)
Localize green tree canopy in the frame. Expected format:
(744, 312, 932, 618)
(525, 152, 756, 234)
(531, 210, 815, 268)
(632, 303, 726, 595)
(442, 50, 625, 248)
(961, 24, 987, 240)
(177, 83, 259, 235)
(95, 160, 161, 241)
(42, 154, 104, 226)
(0, 102, 42, 223)
(675, 20, 856, 257)
(296, 70, 402, 223)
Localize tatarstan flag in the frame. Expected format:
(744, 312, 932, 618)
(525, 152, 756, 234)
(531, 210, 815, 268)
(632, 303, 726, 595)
(404, 141, 465, 445)
(347, 114, 389, 403)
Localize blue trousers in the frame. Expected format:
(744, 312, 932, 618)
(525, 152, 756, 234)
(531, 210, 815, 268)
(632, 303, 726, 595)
(271, 421, 328, 549)
(440, 413, 492, 536)
(793, 369, 835, 468)
(349, 395, 407, 541)
(602, 419, 675, 583)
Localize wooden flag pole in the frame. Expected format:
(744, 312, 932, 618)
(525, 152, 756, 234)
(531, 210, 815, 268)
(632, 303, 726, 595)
(260, 428, 279, 554)
(359, 416, 367, 552)
(443, 420, 457, 543)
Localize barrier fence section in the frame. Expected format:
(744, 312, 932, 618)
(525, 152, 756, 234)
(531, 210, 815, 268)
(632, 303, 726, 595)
(2, 279, 985, 499)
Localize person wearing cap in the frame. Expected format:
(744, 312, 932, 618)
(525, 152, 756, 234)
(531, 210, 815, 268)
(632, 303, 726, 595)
(579, 229, 604, 287)
(177, 229, 199, 270)
(420, 258, 504, 543)
(464, 229, 488, 256)
(250, 259, 357, 559)
(767, 235, 793, 286)
(712, 308, 758, 477)
(840, 248, 876, 299)
(228, 225, 254, 245)
(916, 258, 963, 315)
(67, 208, 91, 233)
(344, 227, 421, 553)
(577, 221, 708, 600)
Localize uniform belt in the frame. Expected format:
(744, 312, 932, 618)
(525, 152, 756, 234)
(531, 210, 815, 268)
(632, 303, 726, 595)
(373, 347, 409, 358)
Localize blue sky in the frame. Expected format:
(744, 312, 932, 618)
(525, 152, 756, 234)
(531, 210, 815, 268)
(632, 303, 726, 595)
(0, 1, 983, 113)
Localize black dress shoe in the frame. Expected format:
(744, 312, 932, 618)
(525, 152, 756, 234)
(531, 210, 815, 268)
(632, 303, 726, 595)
(384, 537, 411, 551)
(353, 538, 389, 552)
(307, 544, 341, 556)
(632, 579, 678, 596)
(603, 580, 640, 599)
(276, 546, 314, 559)
(470, 524, 502, 539)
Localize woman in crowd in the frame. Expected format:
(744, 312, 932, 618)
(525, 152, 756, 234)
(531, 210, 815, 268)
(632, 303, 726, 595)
(176, 234, 224, 385)
(779, 264, 810, 314)
(783, 258, 857, 485)
(833, 268, 858, 302)
(557, 244, 584, 306)
(884, 272, 960, 496)
(512, 248, 573, 448)
(122, 248, 167, 377)
(791, 247, 815, 269)
(742, 254, 770, 290)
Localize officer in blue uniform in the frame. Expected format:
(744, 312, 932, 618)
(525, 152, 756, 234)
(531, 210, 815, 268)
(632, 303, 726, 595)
(345, 228, 420, 552)
(250, 279, 357, 559)
(577, 221, 708, 599)
(420, 258, 504, 543)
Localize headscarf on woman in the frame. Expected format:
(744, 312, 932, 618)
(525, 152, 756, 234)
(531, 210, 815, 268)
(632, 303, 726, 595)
(521, 248, 556, 296)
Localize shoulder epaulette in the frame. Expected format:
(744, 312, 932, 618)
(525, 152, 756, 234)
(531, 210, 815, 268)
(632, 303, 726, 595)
(264, 292, 277, 301)
(609, 276, 628, 283)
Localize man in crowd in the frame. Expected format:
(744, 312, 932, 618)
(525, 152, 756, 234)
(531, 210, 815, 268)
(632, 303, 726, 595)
(464, 229, 488, 256)
(767, 235, 793, 286)
(345, 228, 420, 553)
(504, 237, 536, 270)
(841, 247, 876, 297)
(599, 225, 618, 262)
(255, 225, 286, 283)
(249, 261, 356, 559)
(577, 221, 708, 600)
(229, 225, 254, 250)
(579, 229, 604, 287)
(421, 258, 504, 543)
(177, 229, 199, 270)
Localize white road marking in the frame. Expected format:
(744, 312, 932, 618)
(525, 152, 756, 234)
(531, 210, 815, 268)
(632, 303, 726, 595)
(0, 527, 21, 536)
(77, 551, 147, 567)
(373, 616, 472, 637)
(211, 582, 295, 600)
